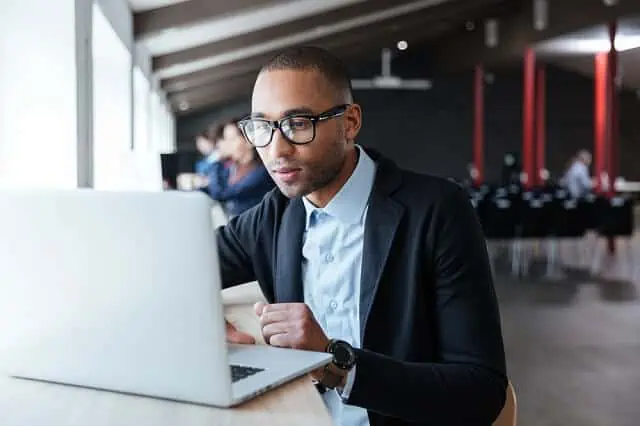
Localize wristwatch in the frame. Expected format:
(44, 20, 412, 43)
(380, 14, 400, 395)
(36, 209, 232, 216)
(321, 339, 357, 389)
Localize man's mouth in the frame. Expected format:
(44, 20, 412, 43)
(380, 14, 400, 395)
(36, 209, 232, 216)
(273, 167, 302, 183)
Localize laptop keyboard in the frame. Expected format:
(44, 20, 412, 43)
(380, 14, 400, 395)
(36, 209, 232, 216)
(230, 364, 264, 383)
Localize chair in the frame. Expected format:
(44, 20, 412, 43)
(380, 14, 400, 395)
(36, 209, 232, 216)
(482, 196, 521, 275)
(493, 381, 518, 426)
(545, 197, 588, 277)
(590, 195, 636, 278)
(516, 195, 552, 276)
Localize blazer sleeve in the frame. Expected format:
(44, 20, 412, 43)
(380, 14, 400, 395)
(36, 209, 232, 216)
(215, 200, 264, 289)
(346, 186, 508, 425)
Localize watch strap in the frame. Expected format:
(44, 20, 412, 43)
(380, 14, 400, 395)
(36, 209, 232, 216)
(320, 363, 345, 389)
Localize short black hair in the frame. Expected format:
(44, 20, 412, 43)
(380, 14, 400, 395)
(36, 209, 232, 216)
(259, 46, 353, 102)
(225, 115, 244, 127)
(205, 121, 225, 143)
(205, 115, 245, 143)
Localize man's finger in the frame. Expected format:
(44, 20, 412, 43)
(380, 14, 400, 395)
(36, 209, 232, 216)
(259, 310, 288, 326)
(225, 321, 255, 344)
(262, 322, 289, 340)
(268, 332, 290, 348)
(254, 301, 266, 316)
(260, 303, 299, 314)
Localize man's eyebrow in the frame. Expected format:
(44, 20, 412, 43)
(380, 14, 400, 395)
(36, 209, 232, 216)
(249, 107, 315, 120)
(282, 107, 315, 117)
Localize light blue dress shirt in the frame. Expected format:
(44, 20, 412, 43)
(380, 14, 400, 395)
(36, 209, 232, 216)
(301, 145, 376, 426)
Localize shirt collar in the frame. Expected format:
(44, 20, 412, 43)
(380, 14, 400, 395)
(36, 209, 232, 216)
(302, 145, 377, 229)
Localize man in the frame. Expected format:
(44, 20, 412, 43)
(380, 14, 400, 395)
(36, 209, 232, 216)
(218, 46, 507, 426)
(562, 149, 593, 199)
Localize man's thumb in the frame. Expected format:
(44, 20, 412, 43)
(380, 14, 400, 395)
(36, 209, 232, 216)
(225, 320, 255, 344)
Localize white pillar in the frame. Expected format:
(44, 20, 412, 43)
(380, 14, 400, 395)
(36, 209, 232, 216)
(91, 0, 133, 190)
(0, 0, 93, 188)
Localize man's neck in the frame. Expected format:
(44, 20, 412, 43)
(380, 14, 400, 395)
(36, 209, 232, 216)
(306, 146, 359, 208)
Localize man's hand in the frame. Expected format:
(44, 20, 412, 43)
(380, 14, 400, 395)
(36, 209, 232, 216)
(255, 302, 329, 353)
(225, 320, 255, 344)
(193, 174, 210, 188)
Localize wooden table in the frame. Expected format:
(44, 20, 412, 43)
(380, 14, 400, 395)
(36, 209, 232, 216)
(0, 283, 332, 426)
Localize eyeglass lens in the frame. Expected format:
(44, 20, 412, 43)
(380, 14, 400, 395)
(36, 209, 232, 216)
(244, 116, 315, 147)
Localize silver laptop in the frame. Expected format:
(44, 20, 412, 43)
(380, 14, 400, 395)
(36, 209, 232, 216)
(0, 189, 331, 407)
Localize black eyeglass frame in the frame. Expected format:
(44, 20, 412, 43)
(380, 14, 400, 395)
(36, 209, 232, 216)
(238, 104, 350, 148)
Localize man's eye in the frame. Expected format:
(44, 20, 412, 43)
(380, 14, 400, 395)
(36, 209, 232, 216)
(286, 118, 312, 130)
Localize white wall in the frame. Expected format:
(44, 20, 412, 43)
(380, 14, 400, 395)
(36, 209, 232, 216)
(0, 0, 176, 190)
(0, 0, 81, 188)
(92, 2, 134, 189)
(96, 0, 133, 51)
(133, 66, 151, 151)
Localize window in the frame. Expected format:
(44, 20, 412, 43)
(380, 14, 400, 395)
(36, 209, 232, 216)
(92, 2, 132, 189)
(133, 66, 150, 152)
(149, 91, 163, 152)
(0, 0, 79, 188)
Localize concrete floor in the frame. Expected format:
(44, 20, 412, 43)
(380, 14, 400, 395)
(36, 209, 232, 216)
(493, 235, 640, 426)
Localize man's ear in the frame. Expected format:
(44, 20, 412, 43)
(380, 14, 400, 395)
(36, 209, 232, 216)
(344, 103, 362, 141)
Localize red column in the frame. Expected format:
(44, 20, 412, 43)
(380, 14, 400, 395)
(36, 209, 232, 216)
(594, 23, 619, 196)
(473, 64, 485, 186)
(535, 64, 546, 186)
(594, 52, 608, 194)
(522, 48, 536, 189)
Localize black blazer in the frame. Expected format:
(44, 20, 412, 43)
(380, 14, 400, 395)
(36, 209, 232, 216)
(217, 150, 507, 426)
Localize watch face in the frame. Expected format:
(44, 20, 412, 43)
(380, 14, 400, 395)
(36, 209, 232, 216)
(332, 342, 354, 369)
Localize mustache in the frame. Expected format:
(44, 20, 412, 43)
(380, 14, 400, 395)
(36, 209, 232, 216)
(267, 161, 303, 170)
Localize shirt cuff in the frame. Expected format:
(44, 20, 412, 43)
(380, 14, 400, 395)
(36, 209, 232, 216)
(337, 366, 356, 402)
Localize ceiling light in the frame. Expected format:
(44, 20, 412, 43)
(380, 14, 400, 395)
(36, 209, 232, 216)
(536, 34, 640, 54)
(178, 101, 190, 111)
(533, 0, 548, 30)
(397, 40, 408, 51)
(485, 19, 499, 47)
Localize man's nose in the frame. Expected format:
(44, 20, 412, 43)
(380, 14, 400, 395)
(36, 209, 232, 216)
(267, 129, 294, 160)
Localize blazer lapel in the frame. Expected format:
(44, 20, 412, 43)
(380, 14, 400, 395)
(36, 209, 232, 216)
(359, 166, 404, 345)
(274, 198, 305, 303)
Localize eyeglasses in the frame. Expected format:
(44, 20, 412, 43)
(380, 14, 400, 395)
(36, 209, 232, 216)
(238, 104, 350, 148)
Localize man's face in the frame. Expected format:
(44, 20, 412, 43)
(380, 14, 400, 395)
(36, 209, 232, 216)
(195, 136, 214, 155)
(221, 123, 252, 161)
(250, 69, 361, 198)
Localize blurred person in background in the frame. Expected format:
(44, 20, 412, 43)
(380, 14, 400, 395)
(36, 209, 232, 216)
(205, 117, 275, 217)
(180, 127, 223, 191)
(561, 149, 593, 199)
(194, 130, 220, 176)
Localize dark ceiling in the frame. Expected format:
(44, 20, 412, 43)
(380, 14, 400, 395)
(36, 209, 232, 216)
(130, 0, 640, 115)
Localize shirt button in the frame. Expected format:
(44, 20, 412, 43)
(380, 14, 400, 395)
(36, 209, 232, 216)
(329, 300, 338, 310)
(324, 253, 334, 263)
